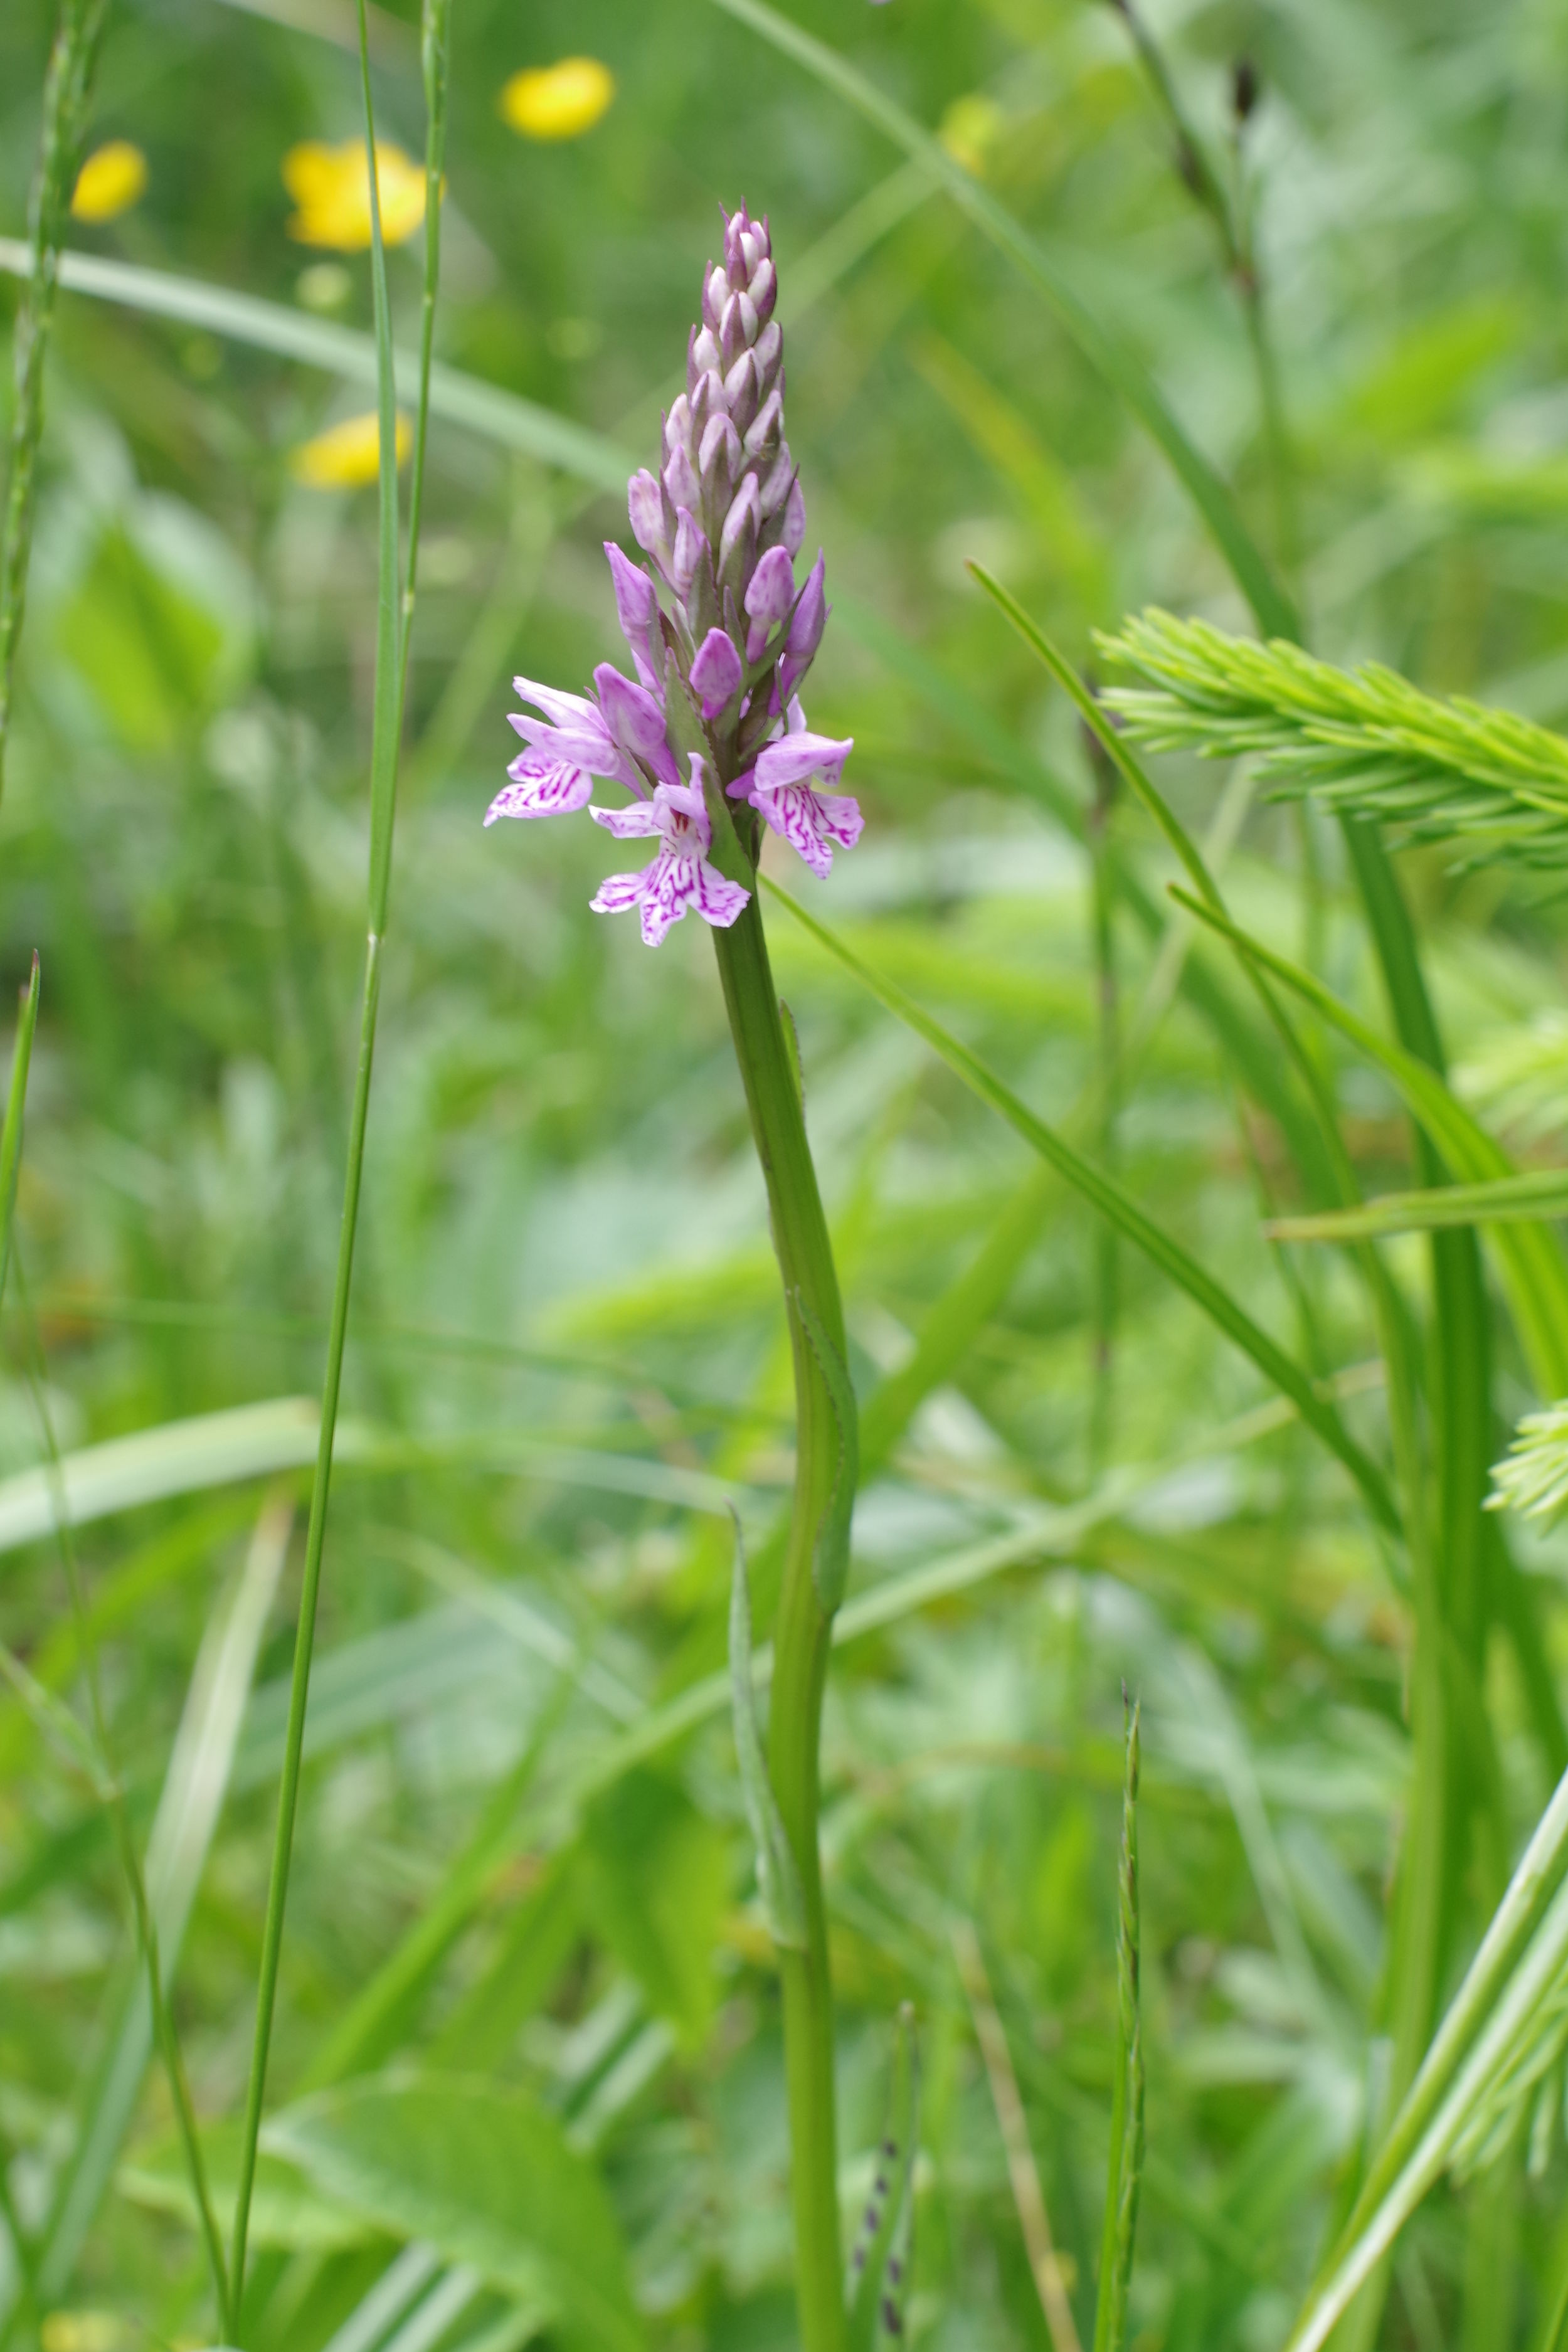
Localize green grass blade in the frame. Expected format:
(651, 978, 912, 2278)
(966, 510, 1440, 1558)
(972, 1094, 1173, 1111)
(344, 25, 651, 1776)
(31, 1508, 288, 2306)
(1171, 889, 1568, 1399)
(1268, 1171, 1568, 1242)
(0, 0, 109, 800)
(1285, 1768, 1568, 2352)
(0, 240, 633, 491)
(0, 954, 41, 1305)
(763, 878, 1397, 1532)
(707, 0, 1295, 640)
(227, 1, 442, 2312)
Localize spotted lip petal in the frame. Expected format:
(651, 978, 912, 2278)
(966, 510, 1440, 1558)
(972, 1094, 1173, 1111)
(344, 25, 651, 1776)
(586, 773, 747, 945)
(751, 780, 863, 878)
(485, 758, 596, 824)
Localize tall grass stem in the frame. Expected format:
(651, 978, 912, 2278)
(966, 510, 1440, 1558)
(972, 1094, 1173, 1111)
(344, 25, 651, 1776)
(226, 0, 443, 2321)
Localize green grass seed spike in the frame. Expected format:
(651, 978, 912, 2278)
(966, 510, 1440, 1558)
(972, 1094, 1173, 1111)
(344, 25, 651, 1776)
(0, 0, 109, 801)
(846, 2003, 919, 2352)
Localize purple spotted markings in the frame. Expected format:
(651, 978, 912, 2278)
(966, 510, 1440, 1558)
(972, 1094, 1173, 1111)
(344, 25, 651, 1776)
(590, 764, 750, 948)
(485, 204, 860, 943)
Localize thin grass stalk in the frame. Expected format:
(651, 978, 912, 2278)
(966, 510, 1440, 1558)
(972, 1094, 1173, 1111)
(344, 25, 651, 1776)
(226, 0, 442, 2321)
(0, 2154, 38, 2342)
(1086, 734, 1119, 1478)
(0, 956, 41, 1304)
(9, 1246, 230, 2328)
(0, 0, 109, 800)
(1092, 1696, 1143, 2352)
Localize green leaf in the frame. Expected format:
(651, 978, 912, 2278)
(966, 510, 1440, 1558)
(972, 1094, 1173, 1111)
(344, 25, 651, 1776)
(1171, 889, 1568, 1399)
(32, 1507, 289, 2302)
(795, 1290, 859, 1614)
(580, 1770, 729, 2050)
(763, 877, 1398, 1534)
(0, 238, 634, 492)
(119, 2123, 371, 2254)
(729, 1519, 807, 1952)
(707, 0, 1295, 640)
(268, 2079, 646, 2352)
(1268, 1170, 1568, 1242)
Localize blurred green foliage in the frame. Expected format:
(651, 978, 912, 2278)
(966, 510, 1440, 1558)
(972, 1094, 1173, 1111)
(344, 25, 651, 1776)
(7, 0, 1568, 2348)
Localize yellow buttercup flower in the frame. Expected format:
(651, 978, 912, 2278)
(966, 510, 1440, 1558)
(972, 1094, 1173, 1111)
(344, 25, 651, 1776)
(70, 140, 148, 223)
(501, 57, 615, 142)
(289, 410, 411, 489)
(938, 93, 1005, 179)
(282, 140, 426, 250)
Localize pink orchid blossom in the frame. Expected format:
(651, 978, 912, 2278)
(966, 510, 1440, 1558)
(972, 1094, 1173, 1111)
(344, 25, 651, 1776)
(728, 702, 861, 879)
(485, 666, 676, 826)
(590, 760, 751, 946)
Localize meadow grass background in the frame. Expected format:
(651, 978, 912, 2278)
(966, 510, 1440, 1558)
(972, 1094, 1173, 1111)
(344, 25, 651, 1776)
(6, 1, 1568, 2348)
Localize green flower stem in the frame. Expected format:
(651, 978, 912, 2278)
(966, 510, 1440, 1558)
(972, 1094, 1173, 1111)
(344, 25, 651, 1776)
(711, 894, 847, 2352)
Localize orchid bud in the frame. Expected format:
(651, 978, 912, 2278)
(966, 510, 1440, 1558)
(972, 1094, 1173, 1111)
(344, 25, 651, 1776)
(704, 264, 728, 329)
(778, 549, 827, 701)
(699, 411, 743, 490)
(744, 543, 795, 660)
(672, 507, 708, 600)
(628, 470, 667, 557)
(663, 442, 700, 515)
(743, 387, 783, 464)
(781, 478, 806, 557)
(595, 663, 668, 765)
(724, 351, 759, 430)
(753, 321, 782, 396)
(758, 443, 794, 519)
(748, 257, 776, 326)
(690, 626, 744, 719)
(665, 395, 692, 459)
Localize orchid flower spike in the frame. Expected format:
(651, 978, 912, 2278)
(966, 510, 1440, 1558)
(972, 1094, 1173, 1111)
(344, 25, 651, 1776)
(485, 201, 862, 940)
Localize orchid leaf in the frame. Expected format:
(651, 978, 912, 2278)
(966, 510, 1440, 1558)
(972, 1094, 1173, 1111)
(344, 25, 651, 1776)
(796, 1288, 859, 1614)
(729, 1516, 807, 1953)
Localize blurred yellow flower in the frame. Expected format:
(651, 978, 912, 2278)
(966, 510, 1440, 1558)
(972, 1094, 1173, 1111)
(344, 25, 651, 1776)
(938, 93, 1005, 178)
(289, 410, 411, 489)
(70, 140, 147, 223)
(282, 140, 426, 250)
(41, 2317, 124, 2352)
(501, 57, 616, 142)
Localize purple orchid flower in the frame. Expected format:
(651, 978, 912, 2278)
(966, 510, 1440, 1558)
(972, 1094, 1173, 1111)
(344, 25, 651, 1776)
(485, 664, 677, 825)
(728, 701, 861, 879)
(486, 203, 862, 937)
(589, 761, 750, 947)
